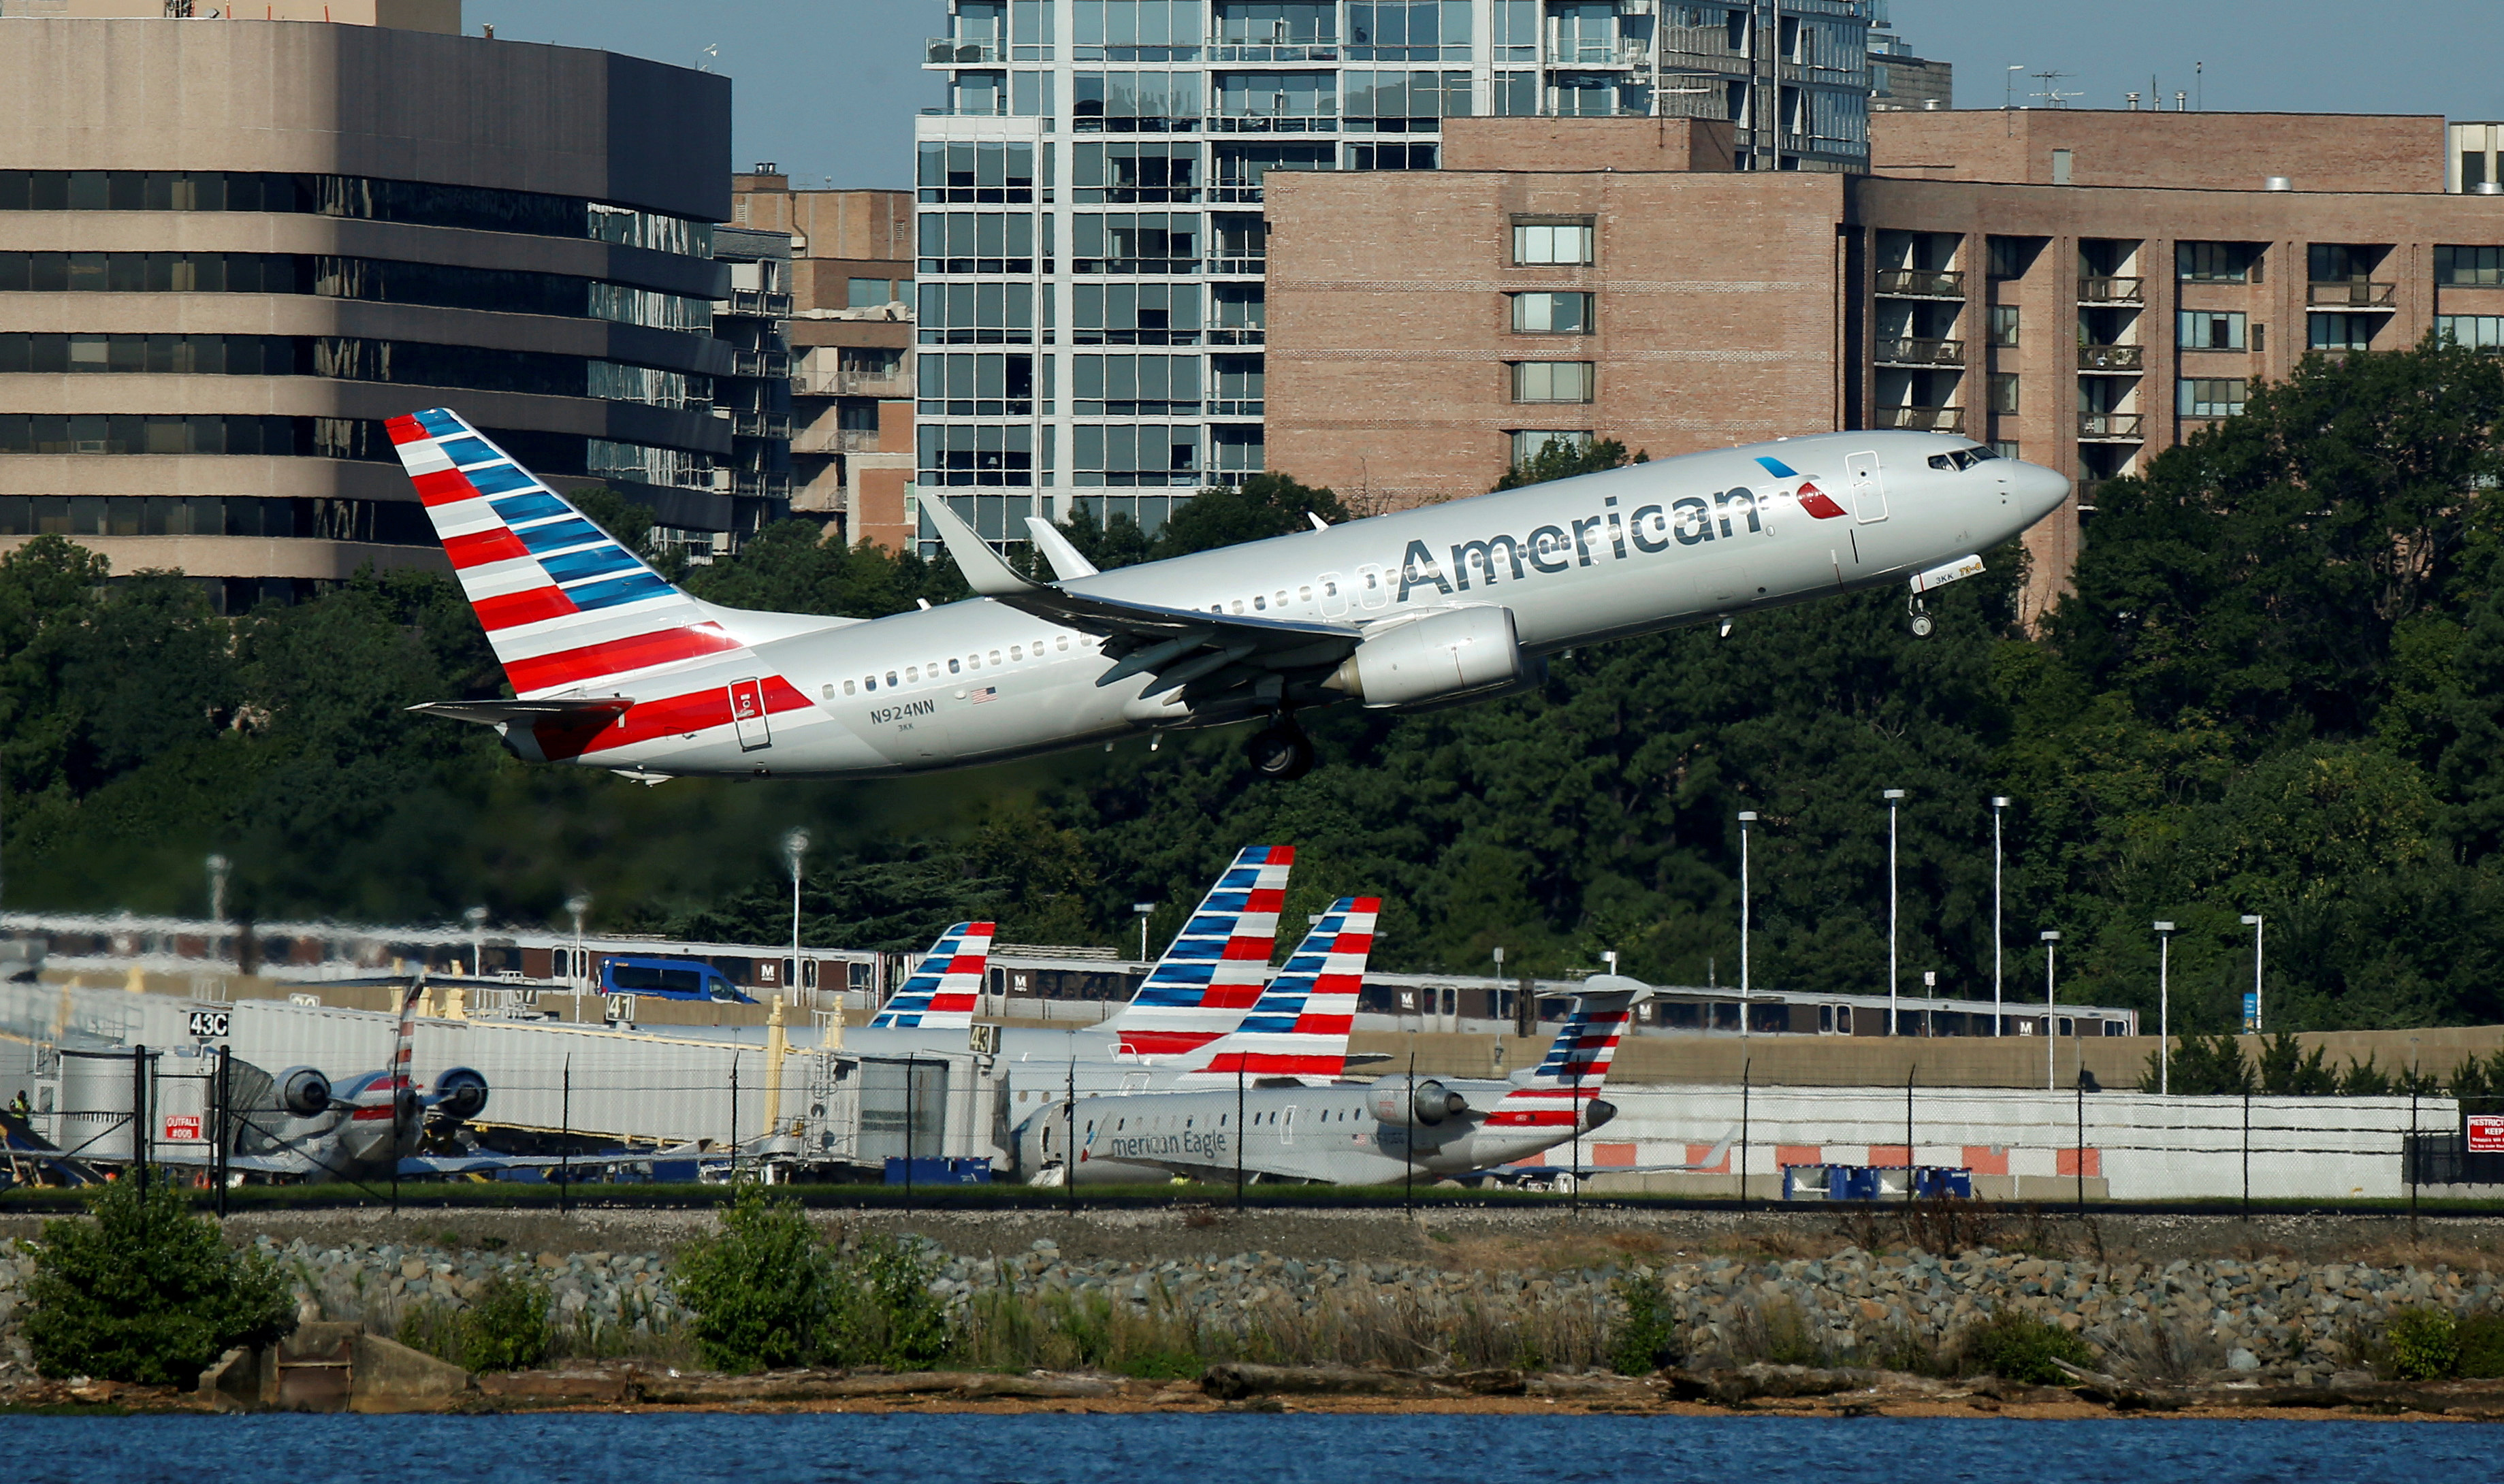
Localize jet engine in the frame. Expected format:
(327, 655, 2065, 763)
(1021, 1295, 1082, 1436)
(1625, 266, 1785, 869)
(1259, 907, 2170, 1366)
(1368, 1076, 1467, 1127)
(1323, 606, 1524, 709)
(276, 1065, 332, 1118)
(431, 1067, 489, 1123)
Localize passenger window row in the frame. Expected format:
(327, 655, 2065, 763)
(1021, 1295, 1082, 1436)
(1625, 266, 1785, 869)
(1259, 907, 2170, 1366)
(1211, 581, 1317, 616)
(830, 632, 1078, 697)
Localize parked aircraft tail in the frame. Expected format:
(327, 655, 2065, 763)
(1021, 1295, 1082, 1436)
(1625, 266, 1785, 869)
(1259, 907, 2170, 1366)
(1485, 977, 1646, 1129)
(869, 922, 998, 1029)
(1173, 895, 1377, 1083)
(1101, 845, 1293, 1056)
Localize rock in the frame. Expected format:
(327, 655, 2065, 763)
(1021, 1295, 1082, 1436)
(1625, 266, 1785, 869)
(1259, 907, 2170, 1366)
(2228, 1349, 2260, 1372)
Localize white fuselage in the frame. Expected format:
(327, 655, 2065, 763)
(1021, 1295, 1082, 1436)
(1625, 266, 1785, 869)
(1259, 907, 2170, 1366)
(547, 432, 2066, 777)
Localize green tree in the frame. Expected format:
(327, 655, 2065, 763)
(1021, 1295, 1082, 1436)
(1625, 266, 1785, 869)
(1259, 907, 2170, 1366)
(1494, 436, 1646, 491)
(674, 1184, 836, 1373)
(1145, 472, 1349, 559)
(22, 1180, 293, 1385)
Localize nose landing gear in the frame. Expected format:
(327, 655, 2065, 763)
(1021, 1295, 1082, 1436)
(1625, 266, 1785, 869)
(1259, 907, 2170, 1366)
(1247, 717, 1315, 780)
(1908, 596, 1936, 639)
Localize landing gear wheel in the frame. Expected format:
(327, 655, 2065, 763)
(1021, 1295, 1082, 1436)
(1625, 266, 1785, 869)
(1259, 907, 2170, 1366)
(1247, 722, 1315, 781)
(1910, 610, 1936, 639)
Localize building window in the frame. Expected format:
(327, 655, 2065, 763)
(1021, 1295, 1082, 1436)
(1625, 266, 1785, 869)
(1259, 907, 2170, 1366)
(1510, 430, 1593, 464)
(2178, 310, 2249, 351)
(1988, 373, 2020, 414)
(1510, 291, 1593, 334)
(917, 423, 1037, 487)
(1073, 423, 1201, 487)
(0, 494, 432, 544)
(2178, 377, 2247, 418)
(2308, 243, 2383, 283)
(1989, 305, 2020, 346)
(0, 332, 302, 376)
(2435, 246, 2504, 287)
(918, 212, 1040, 274)
(2177, 242, 2263, 283)
(1513, 219, 1595, 265)
(1071, 353, 1199, 416)
(2308, 314, 2377, 351)
(1072, 212, 1198, 272)
(1342, 68, 1473, 127)
(1511, 361, 1594, 402)
(2437, 314, 2504, 351)
(848, 277, 897, 308)
(1986, 236, 2042, 280)
(919, 280, 1040, 345)
(1073, 140, 1202, 203)
(1991, 441, 2021, 461)
(1345, 143, 1439, 170)
(915, 141, 1041, 204)
(1348, 1, 1472, 61)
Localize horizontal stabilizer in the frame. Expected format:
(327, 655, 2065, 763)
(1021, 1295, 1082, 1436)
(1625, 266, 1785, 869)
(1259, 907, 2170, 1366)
(408, 698, 631, 729)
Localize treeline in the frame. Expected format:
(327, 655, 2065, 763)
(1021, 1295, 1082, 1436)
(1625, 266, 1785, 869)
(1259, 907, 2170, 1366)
(3, 340, 2502, 1039)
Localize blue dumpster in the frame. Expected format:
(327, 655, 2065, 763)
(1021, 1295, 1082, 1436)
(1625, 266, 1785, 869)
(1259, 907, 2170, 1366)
(884, 1156, 993, 1185)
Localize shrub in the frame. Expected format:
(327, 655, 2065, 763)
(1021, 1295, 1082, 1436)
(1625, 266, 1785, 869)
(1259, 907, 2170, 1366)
(2456, 1312, 2504, 1380)
(22, 1180, 293, 1386)
(674, 1184, 836, 1374)
(1960, 1308, 2095, 1385)
(399, 1271, 553, 1372)
(2388, 1307, 2460, 1381)
(824, 1235, 952, 1370)
(1606, 1272, 1677, 1375)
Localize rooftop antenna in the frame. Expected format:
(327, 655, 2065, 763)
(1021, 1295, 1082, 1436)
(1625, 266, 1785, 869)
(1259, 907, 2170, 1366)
(2030, 70, 2082, 110)
(2195, 60, 2204, 111)
(699, 42, 718, 74)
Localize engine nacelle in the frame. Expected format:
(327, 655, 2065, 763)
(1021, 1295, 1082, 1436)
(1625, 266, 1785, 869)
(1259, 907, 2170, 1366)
(432, 1066, 489, 1123)
(275, 1065, 332, 1118)
(1368, 1076, 1467, 1127)
(1326, 606, 1523, 709)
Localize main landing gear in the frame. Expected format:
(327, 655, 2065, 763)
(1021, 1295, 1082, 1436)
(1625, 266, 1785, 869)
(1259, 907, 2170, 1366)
(1247, 717, 1315, 781)
(1908, 595, 1936, 639)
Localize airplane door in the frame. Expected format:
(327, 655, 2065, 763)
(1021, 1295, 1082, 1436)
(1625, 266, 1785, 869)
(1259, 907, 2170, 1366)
(1317, 571, 1350, 618)
(1281, 1105, 1298, 1145)
(1846, 451, 1888, 523)
(728, 678, 771, 751)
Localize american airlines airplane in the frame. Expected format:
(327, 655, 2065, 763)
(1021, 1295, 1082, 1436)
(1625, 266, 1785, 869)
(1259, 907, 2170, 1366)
(386, 410, 2068, 779)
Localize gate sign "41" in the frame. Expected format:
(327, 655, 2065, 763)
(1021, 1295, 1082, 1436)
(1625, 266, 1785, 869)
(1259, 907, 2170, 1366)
(2469, 1116, 2504, 1154)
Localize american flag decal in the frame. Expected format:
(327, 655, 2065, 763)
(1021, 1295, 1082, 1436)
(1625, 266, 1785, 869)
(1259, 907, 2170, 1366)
(969, 686, 997, 704)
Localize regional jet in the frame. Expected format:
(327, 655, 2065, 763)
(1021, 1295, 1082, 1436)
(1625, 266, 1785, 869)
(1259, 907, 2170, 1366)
(387, 410, 2068, 779)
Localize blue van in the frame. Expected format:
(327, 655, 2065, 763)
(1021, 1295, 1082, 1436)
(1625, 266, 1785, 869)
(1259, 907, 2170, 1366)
(599, 956, 756, 1003)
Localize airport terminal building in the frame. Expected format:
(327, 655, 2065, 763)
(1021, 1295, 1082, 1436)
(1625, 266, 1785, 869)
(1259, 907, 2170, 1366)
(0, 5, 753, 608)
(1264, 108, 2504, 619)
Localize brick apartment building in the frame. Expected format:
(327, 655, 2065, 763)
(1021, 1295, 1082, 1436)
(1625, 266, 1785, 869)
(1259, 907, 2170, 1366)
(730, 173, 917, 551)
(1265, 109, 2504, 619)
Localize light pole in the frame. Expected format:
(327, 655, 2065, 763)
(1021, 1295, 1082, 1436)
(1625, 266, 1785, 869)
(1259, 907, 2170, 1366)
(1884, 790, 1905, 1035)
(206, 853, 231, 966)
(1133, 901, 1156, 962)
(1738, 811, 1756, 1039)
(567, 894, 592, 995)
(1991, 796, 2009, 1034)
(782, 828, 810, 1005)
(463, 905, 487, 979)
(1491, 946, 1506, 1048)
(2239, 914, 2264, 1033)
(2154, 921, 2176, 1095)
(2040, 929, 2061, 1090)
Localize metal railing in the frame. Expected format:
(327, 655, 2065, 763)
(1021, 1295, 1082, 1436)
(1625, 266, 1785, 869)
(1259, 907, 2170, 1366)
(823, 370, 911, 398)
(2077, 344, 2145, 371)
(1876, 336, 1963, 365)
(1207, 255, 1267, 276)
(2078, 276, 2145, 304)
(2078, 412, 2146, 440)
(1209, 183, 1266, 203)
(1207, 399, 1265, 417)
(732, 410, 793, 440)
(1876, 405, 1964, 432)
(720, 289, 792, 318)
(925, 38, 1003, 63)
(1206, 115, 1336, 133)
(2308, 279, 2397, 307)
(1204, 42, 1339, 63)
(731, 471, 793, 501)
(729, 349, 790, 379)
(1206, 326, 1266, 345)
(1876, 268, 1964, 297)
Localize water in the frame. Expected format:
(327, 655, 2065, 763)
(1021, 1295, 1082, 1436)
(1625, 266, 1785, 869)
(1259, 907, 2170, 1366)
(6, 1414, 2495, 1483)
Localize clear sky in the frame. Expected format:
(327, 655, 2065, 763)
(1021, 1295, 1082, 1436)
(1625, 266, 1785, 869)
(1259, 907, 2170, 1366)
(467, 0, 2504, 193)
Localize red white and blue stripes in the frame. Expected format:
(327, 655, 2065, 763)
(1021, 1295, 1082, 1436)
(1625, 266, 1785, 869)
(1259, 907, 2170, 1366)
(352, 978, 427, 1124)
(1103, 845, 1294, 1059)
(1177, 896, 1377, 1084)
(869, 922, 997, 1029)
(1485, 988, 1639, 1129)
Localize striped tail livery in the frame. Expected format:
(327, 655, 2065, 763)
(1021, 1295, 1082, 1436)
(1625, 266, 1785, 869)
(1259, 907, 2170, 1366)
(869, 922, 997, 1029)
(1174, 895, 1377, 1084)
(1484, 979, 1646, 1129)
(1101, 845, 1293, 1058)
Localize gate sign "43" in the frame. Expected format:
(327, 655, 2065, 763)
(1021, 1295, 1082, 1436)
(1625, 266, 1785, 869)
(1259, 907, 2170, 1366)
(186, 1009, 229, 1040)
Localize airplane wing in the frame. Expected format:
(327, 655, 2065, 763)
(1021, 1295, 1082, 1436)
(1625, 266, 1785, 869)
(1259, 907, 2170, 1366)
(407, 697, 633, 728)
(923, 499, 1360, 696)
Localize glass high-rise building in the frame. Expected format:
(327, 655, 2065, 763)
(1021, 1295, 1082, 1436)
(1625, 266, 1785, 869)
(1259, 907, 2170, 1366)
(915, 1, 1874, 551)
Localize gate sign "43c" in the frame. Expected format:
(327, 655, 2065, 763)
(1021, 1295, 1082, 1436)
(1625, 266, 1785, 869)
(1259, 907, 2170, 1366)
(186, 1009, 229, 1040)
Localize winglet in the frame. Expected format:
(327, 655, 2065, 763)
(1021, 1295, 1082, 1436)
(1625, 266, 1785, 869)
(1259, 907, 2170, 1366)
(922, 498, 1042, 598)
(1023, 515, 1101, 581)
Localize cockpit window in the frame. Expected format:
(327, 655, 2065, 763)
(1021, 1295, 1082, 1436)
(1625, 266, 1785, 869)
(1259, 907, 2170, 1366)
(1928, 445, 2001, 472)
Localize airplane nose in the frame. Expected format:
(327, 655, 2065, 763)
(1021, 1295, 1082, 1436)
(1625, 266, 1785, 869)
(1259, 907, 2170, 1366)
(2015, 460, 2071, 521)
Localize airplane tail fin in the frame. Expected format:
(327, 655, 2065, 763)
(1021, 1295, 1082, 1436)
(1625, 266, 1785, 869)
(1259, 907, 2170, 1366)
(1102, 846, 1293, 1057)
(1173, 896, 1377, 1084)
(1485, 976, 1646, 1129)
(385, 408, 752, 701)
(869, 922, 997, 1029)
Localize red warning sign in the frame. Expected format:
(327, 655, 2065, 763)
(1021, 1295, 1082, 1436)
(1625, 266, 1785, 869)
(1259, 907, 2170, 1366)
(161, 1114, 202, 1142)
(2467, 1115, 2504, 1153)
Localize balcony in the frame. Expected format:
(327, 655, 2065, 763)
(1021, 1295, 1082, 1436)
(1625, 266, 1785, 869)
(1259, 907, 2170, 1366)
(729, 348, 790, 379)
(1204, 42, 1339, 63)
(2077, 344, 2145, 372)
(731, 471, 793, 501)
(1207, 255, 1266, 276)
(794, 370, 911, 399)
(1206, 326, 1266, 345)
(1208, 399, 1265, 417)
(720, 289, 792, 319)
(1207, 114, 1337, 133)
(2078, 412, 2145, 441)
(1876, 268, 1964, 298)
(2078, 276, 2145, 304)
(925, 37, 1003, 63)
(1877, 405, 1965, 432)
(2308, 279, 2398, 308)
(1209, 182, 1267, 204)
(1876, 336, 1963, 366)
(733, 410, 793, 440)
